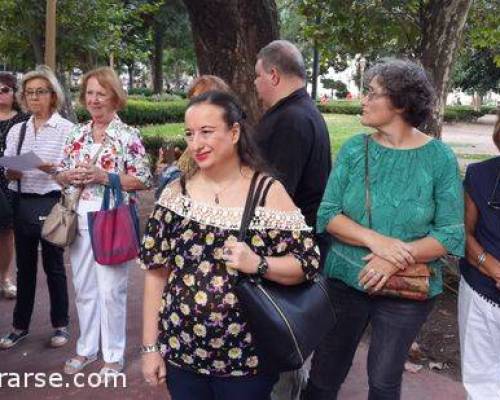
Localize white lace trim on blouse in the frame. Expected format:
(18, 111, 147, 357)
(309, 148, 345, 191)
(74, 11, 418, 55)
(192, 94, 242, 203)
(157, 186, 312, 232)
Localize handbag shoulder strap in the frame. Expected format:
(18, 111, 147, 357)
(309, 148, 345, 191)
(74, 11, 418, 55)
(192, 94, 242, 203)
(16, 122, 27, 156)
(238, 172, 261, 242)
(258, 177, 275, 207)
(364, 134, 372, 229)
(16, 122, 28, 193)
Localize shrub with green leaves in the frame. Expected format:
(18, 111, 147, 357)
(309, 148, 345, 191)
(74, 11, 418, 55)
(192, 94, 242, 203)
(76, 99, 188, 126)
(317, 101, 491, 122)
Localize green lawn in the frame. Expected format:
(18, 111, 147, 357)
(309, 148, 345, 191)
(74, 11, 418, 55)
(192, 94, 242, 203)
(141, 113, 368, 156)
(139, 114, 487, 167)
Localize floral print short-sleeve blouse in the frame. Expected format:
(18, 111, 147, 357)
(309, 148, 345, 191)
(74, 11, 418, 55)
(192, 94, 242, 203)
(140, 182, 320, 377)
(59, 115, 152, 202)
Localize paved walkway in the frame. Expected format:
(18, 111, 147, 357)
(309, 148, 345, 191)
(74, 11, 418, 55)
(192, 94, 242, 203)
(0, 256, 466, 400)
(3, 113, 493, 399)
(0, 189, 467, 399)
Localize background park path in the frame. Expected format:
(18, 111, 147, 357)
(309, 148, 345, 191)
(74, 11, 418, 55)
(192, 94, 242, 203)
(2, 115, 496, 399)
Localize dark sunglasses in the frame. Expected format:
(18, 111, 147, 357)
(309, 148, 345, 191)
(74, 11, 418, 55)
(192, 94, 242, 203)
(0, 86, 13, 94)
(488, 170, 500, 210)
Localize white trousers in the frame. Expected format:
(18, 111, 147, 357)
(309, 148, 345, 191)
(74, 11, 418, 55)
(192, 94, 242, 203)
(458, 278, 500, 400)
(69, 225, 130, 364)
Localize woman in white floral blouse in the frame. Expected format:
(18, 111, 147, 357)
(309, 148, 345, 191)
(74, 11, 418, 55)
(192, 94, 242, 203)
(140, 91, 320, 400)
(55, 67, 151, 377)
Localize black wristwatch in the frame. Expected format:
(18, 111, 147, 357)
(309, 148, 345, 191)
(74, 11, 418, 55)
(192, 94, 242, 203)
(256, 255, 269, 277)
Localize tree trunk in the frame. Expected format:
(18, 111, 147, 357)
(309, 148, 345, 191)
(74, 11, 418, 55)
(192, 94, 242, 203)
(29, 33, 44, 65)
(56, 70, 77, 123)
(183, 0, 279, 123)
(419, 0, 472, 138)
(128, 63, 135, 92)
(152, 23, 164, 94)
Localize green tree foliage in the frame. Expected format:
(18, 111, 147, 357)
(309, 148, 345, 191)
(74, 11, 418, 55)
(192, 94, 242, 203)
(0, 0, 125, 70)
(452, 49, 500, 96)
(321, 78, 348, 98)
(297, 0, 474, 137)
(277, 0, 348, 79)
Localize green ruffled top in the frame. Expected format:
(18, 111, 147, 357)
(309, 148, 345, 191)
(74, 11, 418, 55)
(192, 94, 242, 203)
(317, 134, 465, 297)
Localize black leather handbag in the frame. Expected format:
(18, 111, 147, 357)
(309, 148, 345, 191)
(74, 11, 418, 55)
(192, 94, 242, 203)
(234, 173, 336, 372)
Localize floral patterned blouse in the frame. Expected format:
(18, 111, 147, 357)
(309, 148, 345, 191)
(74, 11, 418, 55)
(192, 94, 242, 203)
(140, 181, 320, 377)
(59, 115, 152, 202)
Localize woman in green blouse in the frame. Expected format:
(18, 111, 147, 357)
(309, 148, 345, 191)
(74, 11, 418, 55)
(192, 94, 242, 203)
(303, 59, 465, 400)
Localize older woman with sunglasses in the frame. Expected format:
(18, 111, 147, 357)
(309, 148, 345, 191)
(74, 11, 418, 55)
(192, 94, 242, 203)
(458, 114, 500, 399)
(0, 73, 29, 300)
(0, 66, 73, 350)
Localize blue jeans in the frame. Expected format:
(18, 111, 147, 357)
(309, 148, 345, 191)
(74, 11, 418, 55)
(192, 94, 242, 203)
(303, 279, 435, 400)
(166, 363, 279, 400)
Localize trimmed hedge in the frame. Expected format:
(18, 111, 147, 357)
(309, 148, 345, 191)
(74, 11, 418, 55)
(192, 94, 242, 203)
(75, 99, 495, 127)
(317, 101, 492, 122)
(76, 99, 188, 126)
(317, 101, 361, 115)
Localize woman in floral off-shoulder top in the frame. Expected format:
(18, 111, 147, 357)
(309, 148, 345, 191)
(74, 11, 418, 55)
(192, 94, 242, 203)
(140, 91, 320, 400)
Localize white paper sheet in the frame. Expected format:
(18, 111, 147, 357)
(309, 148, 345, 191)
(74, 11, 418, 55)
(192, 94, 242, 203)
(0, 151, 44, 171)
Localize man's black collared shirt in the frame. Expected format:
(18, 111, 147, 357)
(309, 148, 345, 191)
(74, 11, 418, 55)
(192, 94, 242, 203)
(255, 88, 332, 228)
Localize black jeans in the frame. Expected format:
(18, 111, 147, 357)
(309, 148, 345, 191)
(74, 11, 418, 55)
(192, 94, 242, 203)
(12, 194, 69, 331)
(166, 363, 279, 400)
(303, 279, 435, 400)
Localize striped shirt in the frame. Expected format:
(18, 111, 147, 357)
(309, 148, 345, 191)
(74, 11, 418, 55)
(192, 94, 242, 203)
(5, 112, 73, 194)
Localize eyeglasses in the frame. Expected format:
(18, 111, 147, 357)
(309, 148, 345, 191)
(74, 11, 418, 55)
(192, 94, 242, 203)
(488, 170, 500, 210)
(24, 88, 53, 98)
(0, 86, 13, 94)
(363, 89, 387, 101)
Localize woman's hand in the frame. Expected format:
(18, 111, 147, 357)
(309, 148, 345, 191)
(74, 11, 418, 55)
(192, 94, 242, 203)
(358, 255, 400, 293)
(37, 162, 57, 174)
(5, 169, 22, 180)
(222, 241, 260, 274)
(365, 233, 415, 270)
(141, 352, 166, 386)
(483, 262, 500, 290)
(75, 162, 108, 185)
(57, 168, 86, 186)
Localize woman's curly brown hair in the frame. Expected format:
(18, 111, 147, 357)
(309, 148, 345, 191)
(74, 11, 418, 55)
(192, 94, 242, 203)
(365, 58, 436, 128)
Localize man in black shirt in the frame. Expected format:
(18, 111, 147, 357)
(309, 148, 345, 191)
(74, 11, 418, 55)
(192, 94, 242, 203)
(254, 40, 331, 230)
(254, 40, 332, 400)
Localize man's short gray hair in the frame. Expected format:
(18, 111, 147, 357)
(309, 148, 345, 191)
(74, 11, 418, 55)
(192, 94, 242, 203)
(257, 40, 306, 81)
(18, 65, 65, 113)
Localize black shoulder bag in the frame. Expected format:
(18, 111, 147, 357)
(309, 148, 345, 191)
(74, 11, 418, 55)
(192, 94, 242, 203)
(234, 172, 336, 372)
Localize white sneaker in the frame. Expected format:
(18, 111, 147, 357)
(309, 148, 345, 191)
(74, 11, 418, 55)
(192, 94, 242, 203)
(0, 280, 16, 299)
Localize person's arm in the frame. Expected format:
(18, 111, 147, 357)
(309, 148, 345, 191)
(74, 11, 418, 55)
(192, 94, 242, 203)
(223, 181, 320, 286)
(139, 204, 172, 385)
(317, 137, 414, 269)
(414, 147, 464, 262)
(3, 123, 23, 181)
(141, 267, 170, 386)
(464, 192, 500, 287)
